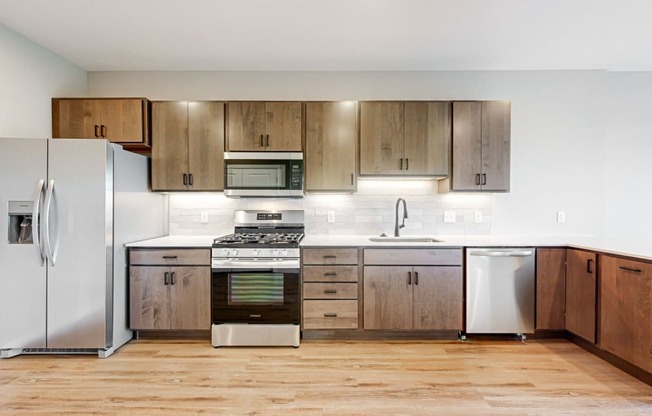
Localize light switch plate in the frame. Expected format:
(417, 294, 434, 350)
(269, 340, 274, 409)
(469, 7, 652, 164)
(200, 211, 208, 224)
(444, 211, 456, 223)
(474, 211, 483, 223)
(327, 211, 335, 223)
(557, 211, 566, 223)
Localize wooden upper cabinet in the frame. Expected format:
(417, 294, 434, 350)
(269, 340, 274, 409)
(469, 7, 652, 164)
(305, 102, 357, 192)
(226, 102, 301, 151)
(52, 98, 150, 150)
(536, 248, 566, 330)
(360, 101, 450, 176)
(599, 255, 652, 373)
(565, 249, 597, 343)
(152, 101, 225, 191)
(442, 101, 510, 192)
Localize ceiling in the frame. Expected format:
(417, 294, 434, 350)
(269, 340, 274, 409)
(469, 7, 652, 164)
(0, 0, 650, 71)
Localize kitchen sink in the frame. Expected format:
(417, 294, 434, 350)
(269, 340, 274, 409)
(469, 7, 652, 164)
(368, 236, 443, 243)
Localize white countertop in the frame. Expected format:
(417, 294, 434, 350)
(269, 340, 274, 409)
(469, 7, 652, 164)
(126, 234, 652, 261)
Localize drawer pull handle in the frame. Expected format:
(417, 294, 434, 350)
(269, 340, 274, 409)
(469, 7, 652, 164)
(162, 255, 178, 259)
(324, 313, 338, 318)
(323, 272, 338, 277)
(250, 314, 261, 318)
(324, 289, 338, 294)
(619, 266, 642, 273)
(323, 255, 337, 259)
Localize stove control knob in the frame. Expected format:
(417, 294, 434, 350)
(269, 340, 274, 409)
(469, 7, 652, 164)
(252, 249, 259, 257)
(231, 249, 238, 256)
(282, 249, 288, 257)
(221, 249, 229, 257)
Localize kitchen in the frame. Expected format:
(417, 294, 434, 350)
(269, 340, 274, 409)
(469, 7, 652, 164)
(1, 1, 652, 414)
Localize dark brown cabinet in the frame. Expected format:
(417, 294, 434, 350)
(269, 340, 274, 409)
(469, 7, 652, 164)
(151, 101, 224, 191)
(52, 98, 151, 151)
(359, 101, 450, 176)
(536, 248, 566, 330)
(440, 101, 510, 192)
(226, 102, 302, 151)
(565, 249, 597, 343)
(599, 255, 652, 373)
(305, 102, 358, 192)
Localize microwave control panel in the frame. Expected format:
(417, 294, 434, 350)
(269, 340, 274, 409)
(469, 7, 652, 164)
(290, 161, 303, 190)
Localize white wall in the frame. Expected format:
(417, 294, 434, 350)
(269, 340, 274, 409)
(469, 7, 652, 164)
(89, 70, 611, 237)
(0, 23, 87, 138)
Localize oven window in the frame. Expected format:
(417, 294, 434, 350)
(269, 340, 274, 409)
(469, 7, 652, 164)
(228, 272, 284, 305)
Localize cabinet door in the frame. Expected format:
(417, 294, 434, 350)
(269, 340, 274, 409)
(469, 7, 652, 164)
(264, 102, 302, 151)
(151, 101, 189, 191)
(363, 266, 412, 329)
(451, 101, 482, 190)
(169, 266, 211, 330)
(413, 266, 463, 330)
(129, 266, 170, 330)
(305, 102, 357, 191)
(536, 248, 566, 330)
(188, 101, 225, 190)
(404, 102, 450, 176)
(565, 249, 596, 342)
(481, 101, 510, 191)
(226, 102, 266, 151)
(52, 99, 100, 139)
(99, 99, 144, 143)
(360, 102, 404, 175)
(600, 256, 652, 373)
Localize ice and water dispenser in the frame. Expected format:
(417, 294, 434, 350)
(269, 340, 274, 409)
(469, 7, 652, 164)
(8, 201, 34, 244)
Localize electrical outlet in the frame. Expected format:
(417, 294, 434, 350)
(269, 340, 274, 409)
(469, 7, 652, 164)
(556, 211, 566, 223)
(444, 211, 456, 223)
(474, 211, 483, 223)
(200, 211, 208, 224)
(327, 211, 335, 223)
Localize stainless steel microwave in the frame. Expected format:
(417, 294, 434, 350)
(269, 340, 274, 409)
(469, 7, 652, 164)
(224, 152, 304, 197)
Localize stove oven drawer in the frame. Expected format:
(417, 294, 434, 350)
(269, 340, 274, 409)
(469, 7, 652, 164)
(303, 300, 358, 329)
(303, 282, 358, 300)
(302, 265, 358, 282)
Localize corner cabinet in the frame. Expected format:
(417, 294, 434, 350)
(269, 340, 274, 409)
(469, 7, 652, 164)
(305, 102, 358, 192)
(599, 255, 652, 373)
(151, 101, 225, 191)
(565, 249, 597, 343)
(52, 98, 151, 151)
(440, 101, 510, 192)
(129, 248, 211, 331)
(226, 102, 302, 151)
(363, 248, 463, 330)
(535, 248, 566, 330)
(359, 101, 450, 176)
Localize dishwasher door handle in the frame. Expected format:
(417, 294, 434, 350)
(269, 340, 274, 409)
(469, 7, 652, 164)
(468, 249, 534, 257)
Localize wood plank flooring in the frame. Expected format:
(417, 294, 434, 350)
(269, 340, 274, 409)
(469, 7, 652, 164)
(0, 339, 650, 415)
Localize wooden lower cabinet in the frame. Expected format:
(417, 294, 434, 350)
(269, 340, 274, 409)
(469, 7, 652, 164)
(599, 255, 652, 373)
(536, 248, 566, 330)
(303, 300, 358, 330)
(363, 265, 463, 330)
(565, 249, 597, 342)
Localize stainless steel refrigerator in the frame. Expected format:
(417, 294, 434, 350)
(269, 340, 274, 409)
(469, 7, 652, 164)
(0, 138, 165, 358)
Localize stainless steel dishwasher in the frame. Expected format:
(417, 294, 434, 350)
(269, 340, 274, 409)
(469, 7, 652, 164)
(465, 248, 536, 338)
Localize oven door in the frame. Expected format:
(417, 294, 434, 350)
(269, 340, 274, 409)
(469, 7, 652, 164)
(211, 266, 300, 325)
(223, 152, 303, 197)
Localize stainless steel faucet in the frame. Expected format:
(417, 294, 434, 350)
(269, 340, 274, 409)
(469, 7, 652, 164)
(394, 198, 408, 237)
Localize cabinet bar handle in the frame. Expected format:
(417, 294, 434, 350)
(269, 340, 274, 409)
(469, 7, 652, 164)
(323, 255, 336, 259)
(170, 272, 176, 285)
(188, 173, 193, 186)
(94, 125, 100, 137)
(406, 158, 409, 171)
(324, 313, 338, 318)
(587, 259, 594, 274)
(323, 272, 338, 277)
(324, 289, 337, 294)
(183, 173, 188, 185)
(619, 266, 642, 273)
(415, 271, 419, 285)
(162, 255, 178, 259)
(482, 173, 487, 185)
(476, 174, 481, 185)
(266, 134, 270, 147)
(350, 173, 354, 185)
(260, 134, 264, 147)
(250, 314, 261, 318)
(164, 272, 169, 285)
(101, 125, 107, 137)
(400, 158, 403, 170)
(408, 271, 412, 285)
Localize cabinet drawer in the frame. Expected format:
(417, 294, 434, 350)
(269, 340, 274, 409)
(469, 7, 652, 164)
(130, 249, 211, 266)
(364, 248, 462, 266)
(302, 248, 358, 265)
(302, 265, 358, 282)
(303, 300, 358, 329)
(303, 282, 358, 299)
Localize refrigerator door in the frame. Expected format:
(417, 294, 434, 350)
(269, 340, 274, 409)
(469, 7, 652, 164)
(45, 139, 113, 348)
(0, 138, 48, 348)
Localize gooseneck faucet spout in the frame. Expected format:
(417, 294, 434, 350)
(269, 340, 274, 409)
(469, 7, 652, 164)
(394, 198, 408, 237)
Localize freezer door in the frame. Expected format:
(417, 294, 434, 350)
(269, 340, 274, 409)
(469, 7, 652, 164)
(45, 139, 113, 348)
(0, 138, 48, 348)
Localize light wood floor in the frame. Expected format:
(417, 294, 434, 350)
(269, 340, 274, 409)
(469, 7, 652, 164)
(0, 339, 650, 415)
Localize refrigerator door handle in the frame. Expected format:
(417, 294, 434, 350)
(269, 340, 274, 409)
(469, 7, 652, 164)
(32, 179, 46, 265)
(43, 179, 57, 266)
